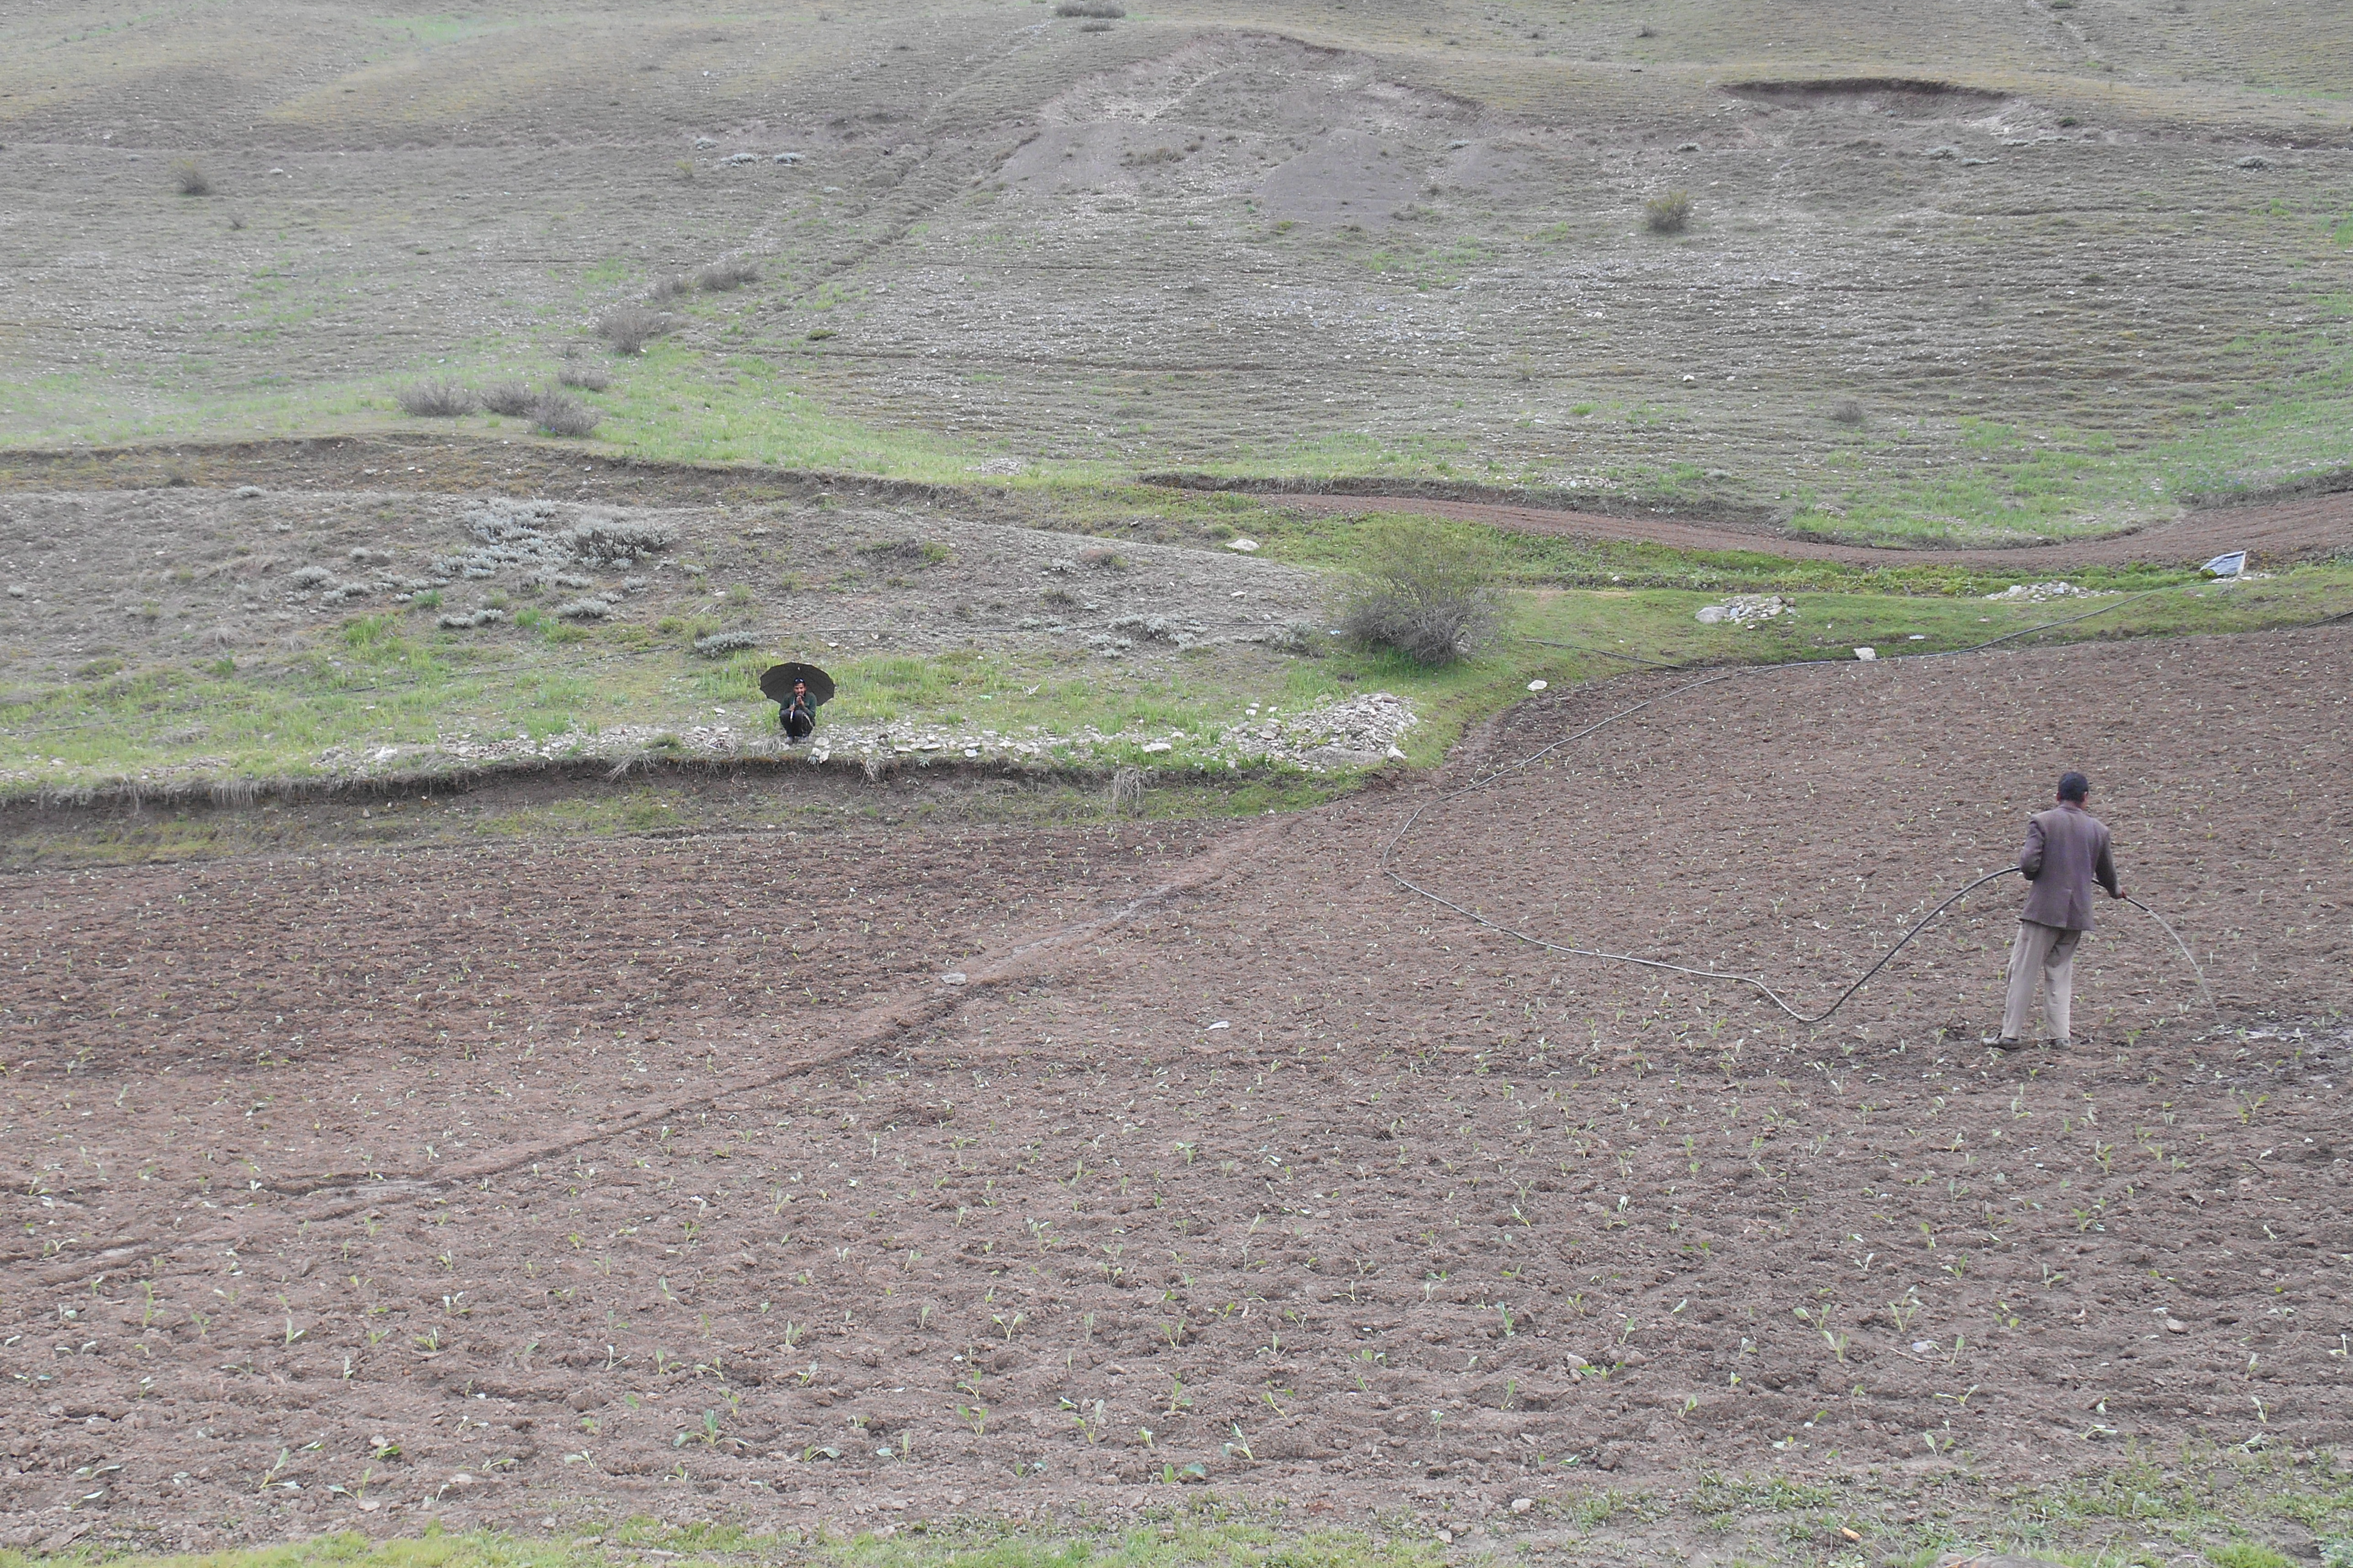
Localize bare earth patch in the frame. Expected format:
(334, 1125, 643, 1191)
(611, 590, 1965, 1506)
(2, 627, 2347, 1552)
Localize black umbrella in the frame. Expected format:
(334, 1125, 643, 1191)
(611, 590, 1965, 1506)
(760, 662, 835, 706)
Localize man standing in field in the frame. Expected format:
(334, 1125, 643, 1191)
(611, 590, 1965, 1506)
(1999, 770, 2124, 1051)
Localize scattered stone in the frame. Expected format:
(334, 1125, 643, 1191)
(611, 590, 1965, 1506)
(1854, 647, 1877, 661)
(2236, 154, 2272, 169)
(1527, 679, 1547, 691)
(2165, 1317, 2188, 1333)
(1225, 537, 1260, 552)
(1985, 580, 2105, 603)
(1695, 594, 1789, 626)
(1224, 689, 1416, 768)
(232, 484, 266, 499)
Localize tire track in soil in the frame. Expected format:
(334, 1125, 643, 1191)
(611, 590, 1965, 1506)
(30, 812, 1299, 1290)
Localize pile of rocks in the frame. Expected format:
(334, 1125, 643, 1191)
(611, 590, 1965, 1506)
(1694, 595, 1791, 626)
(1983, 580, 2106, 603)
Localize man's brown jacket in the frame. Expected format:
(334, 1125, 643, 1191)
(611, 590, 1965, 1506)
(2018, 802, 2120, 931)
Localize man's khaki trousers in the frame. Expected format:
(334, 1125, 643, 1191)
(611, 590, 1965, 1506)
(2003, 919, 2082, 1042)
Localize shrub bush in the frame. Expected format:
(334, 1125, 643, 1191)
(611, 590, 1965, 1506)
(1830, 397, 1867, 426)
(692, 629, 762, 657)
(478, 379, 540, 417)
(647, 274, 693, 301)
(697, 259, 760, 291)
(562, 520, 674, 567)
(169, 158, 211, 196)
(1643, 189, 1694, 233)
(533, 392, 601, 437)
(858, 538, 950, 566)
(1331, 520, 1500, 666)
(1055, 1, 1124, 13)
(597, 305, 672, 355)
(557, 361, 611, 392)
(397, 379, 478, 417)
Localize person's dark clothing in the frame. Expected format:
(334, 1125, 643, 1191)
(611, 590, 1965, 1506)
(2018, 802, 2119, 931)
(781, 696, 816, 740)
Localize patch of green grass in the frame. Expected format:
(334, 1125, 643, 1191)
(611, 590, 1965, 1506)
(2209, 1545, 2295, 1568)
(7, 554, 2348, 797)
(581, 349, 1033, 480)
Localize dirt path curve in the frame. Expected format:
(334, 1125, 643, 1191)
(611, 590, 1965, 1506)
(1245, 484, 2353, 569)
(6, 436, 2346, 569)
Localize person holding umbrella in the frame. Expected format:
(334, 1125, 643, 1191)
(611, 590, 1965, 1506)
(760, 661, 834, 743)
(780, 679, 817, 740)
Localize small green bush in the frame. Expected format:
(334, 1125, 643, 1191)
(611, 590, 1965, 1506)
(2209, 1545, 2294, 1568)
(1643, 189, 1693, 233)
(1332, 520, 1501, 665)
(169, 158, 212, 196)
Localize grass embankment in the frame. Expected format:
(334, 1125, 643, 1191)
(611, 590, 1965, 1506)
(5, 1447, 2347, 1568)
(4, 514, 2347, 804)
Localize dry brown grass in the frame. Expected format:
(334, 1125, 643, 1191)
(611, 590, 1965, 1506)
(396, 379, 477, 417)
(596, 305, 671, 356)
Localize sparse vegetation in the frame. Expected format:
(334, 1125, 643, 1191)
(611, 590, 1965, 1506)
(857, 537, 951, 567)
(696, 259, 760, 291)
(396, 379, 478, 417)
(597, 305, 673, 355)
(1830, 397, 1868, 426)
(478, 380, 540, 418)
(532, 390, 602, 437)
(1054, 1, 1124, 14)
(691, 629, 762, 657)
(168, 158, 212, 196)
(1332, 519, 1501, 665)
(557, 360, 612, 392)
(1643, 189, 1694, 233)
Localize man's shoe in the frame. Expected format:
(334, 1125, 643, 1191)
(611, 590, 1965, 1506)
(2048, 1038, 2071, 1050)
(1994, 1037, 2025, 1051)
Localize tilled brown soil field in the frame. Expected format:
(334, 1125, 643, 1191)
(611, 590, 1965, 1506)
(2, 627, 2349, 1554)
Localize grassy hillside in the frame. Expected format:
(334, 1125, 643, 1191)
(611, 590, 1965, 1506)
(2, 0, 2348, 544)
